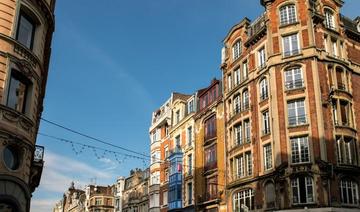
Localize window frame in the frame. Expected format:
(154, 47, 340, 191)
(259, 78, 269, 101)
(291, 176, 315, 204)
(263, 144, 273, 171)
(324, 8, 336, 30)
(290, 136, 310, 164)
(340, 179, 359, 206)
(284, 67, 304, 90)
(282, 33, 300, 57)
(232, 40, 242, 60)
(287, 99, 307, 126)
(279, 4, 297, 26)
(6, 69, 32, 114)
(16, 11, 36, 50)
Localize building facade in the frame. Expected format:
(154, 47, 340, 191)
(221, 0, 360, 211)
(85, 185, 115, 212)
(194, 79, 227, 212)
(0, 0, 55, 211)
(114, 177, 125, 212)
(122, 168, 149, 212)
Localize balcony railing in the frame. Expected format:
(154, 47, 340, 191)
(283, 49, 300, 57)
(288, 115, 307, 126)
(34, 145, 44, 162)
(204, 162, 217, 172)
(285, 79, 304, 90)
(247, 13, 266, 38)
(260, 92, 269, 101)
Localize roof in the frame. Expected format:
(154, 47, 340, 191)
(172, 92, 191, 102)
(223, 18, 250, 43)
(341, 14, 360, 35)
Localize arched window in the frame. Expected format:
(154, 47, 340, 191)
(284, 67, 303, 90)
(233, 94, 241, 114)
(259, 78, 268, 101)
(233, 189, 254, 211)
(279, 4, 297, 25)
(242, 89, 249, 110)
(265, 182, 276, 208)
(340, 179, 359, 205)
(232, 40, 242, 60)
(291, 176, 314, 204)
(324, 8, 335, 29)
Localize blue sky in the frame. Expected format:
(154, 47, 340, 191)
(31, 0, 360, 211)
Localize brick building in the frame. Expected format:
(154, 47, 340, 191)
(0, 0, 55, 211)
(221, 0, 360, 211)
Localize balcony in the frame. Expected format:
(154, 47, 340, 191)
(245, 13, 267, 47)
(285, 79, 305, 91)
(288, 115, 307, 127)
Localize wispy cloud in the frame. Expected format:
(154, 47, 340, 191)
(31, 151, 118, 211)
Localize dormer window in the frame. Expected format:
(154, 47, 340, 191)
(232, 40, 242, 60)
(16, 11, 36, 49)
(325, 9, 335, 29)
(279, 4, 297, 26)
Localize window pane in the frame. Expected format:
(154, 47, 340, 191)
(17, 14, 34, 48)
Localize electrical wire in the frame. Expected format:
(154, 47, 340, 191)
(40, 117, 150, 158)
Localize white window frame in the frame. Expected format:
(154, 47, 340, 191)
(234, 67, 241, 85)
(227, 74, 232, 91)
(264, 144, 273, 171)
(291, 177, 314, 204)
(244, 119, 251, 143)
(340, 179, 359, 205)
(242, 90, 249, 110)
(287, 99, 306, 126)
(233, 189, 254, 211)
(260, 78, 269, 100)
(279, 4, 297, 25)
(234, 123, 242, 146)
(258, 47, 266, 68)
(242, 61, 248, 80)
(284, 67, 304, 90)
(325, 9, 335, 29)
(283, 33, 300, 57)
(291, 136, 310, 164)
(233, 94, 241, 114)
(232, 40, 242, 60)
(262, 110, 270, 135)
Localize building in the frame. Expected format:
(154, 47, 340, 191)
(194, 79, 227, 212)
(85, 184, 115, 212)
(114, 177, 125, 212)
(149, 96, 172, 212)
(122, 168, 149, 212)
(54, 182, 85, 212)
(0, 0, 55, 211)
(221, 0, 360, 211)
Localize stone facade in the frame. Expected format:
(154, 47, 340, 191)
(122, 168, 149, 212)
(221, 0, 360, 211)
(0, 0, 55, 211)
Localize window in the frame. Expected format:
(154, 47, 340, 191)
(16, 12, 36, 49)
(242, 89, 249, 110)
(233, 189, 254, 211)
(292, 176, 314, 204)
(287, 99, 306, 126)
(244, 119, 251, 143)
(284, 67, 303, 90)
(291, 136, 310, 164)
(151, 151, 160, 164)
(234, 67, 241, 85)
(260, 78, 269, 100)
(235, 155, 244, 178)
(204, 116, 216, 140)
(340, 100, 351, 126)
(227, 74, 232, 91)
(3, 146, 20, 170)
(264, 144, 273, 170)
(175, 110, 180, 124)
(280, 4, 297, 25)
(340, 179, 359, 205)
(187, 183, 193, 205)
(265, 182, 276, 208)
(332, 39, 338, 57)
(336, 137, 358, 166)
(245, 152, 252, 176)
(175, 135, 181, 147)
(233, 94, 241, 114)
(325, 9, 335, 29)
(234, 123, 242, 146)
(206, 177, 217, 200)
(242, 61, 248, 80)
(163, 191, 168, 205)
(283, 33, 300, 57)
(205, 145, 217, 171)
(187, 154, 193, 173)
(164, 146, 169, 159)
(187, 126, 193, 146)
(262, 110, 270, 135)
(95, 198, 102, 205)
(6, 70, 31, 114)
(258, 47, 266, 68)
(188, 100, 194, 113)
(232, 40, 242, 60)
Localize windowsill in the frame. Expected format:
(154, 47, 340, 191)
(282, 52, 303, 60)
(279, 21, 300, 29)
(285, 86, 306, 93)
(287, 123, 309, 129)
(261, 132, 271, 138)
(259, 97, 269, 103)
(292, 202, 316, 207)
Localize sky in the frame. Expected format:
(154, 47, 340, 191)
(31, 0, 360, 211)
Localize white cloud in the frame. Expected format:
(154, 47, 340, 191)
(32, 151, 119, 211)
